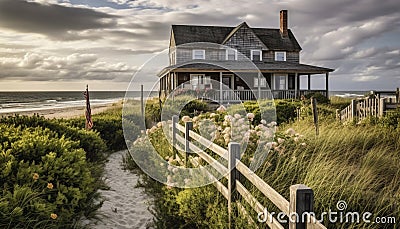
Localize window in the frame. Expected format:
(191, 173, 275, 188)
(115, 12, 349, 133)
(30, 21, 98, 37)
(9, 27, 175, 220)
(190, 74, 211, 89)
(226, 49, 237, 60)
(275, 51, 286, 61)
(254, 77, 267, 87)
(251, 50, 262, 61)
(274, 75, 287, 90)
(192, 50, 205, 59)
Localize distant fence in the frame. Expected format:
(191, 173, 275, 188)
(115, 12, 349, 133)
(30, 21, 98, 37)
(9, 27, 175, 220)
(169, 116, 327, 229)
(339, 97, 400, 123)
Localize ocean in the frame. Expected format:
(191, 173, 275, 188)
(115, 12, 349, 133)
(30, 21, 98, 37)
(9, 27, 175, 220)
(0, 90, 378, 114)
(0, 91, 157, 114)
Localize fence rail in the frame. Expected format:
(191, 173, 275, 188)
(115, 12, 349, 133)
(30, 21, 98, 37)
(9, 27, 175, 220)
(169, 116, 327, 229)
(339, 96, 400, 123)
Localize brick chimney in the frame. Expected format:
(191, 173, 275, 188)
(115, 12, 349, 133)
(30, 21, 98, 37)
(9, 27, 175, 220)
(280, 10, 288, 37)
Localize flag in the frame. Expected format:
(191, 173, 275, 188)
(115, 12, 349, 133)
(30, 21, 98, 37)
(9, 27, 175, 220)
(84, 85, 93, 130)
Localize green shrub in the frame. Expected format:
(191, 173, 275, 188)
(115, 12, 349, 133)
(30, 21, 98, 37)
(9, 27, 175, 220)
(63, 107, 141, 152)
(1, 115, 107, 162)
(0, 124, 102, 228)
(305, 92, 330, 104)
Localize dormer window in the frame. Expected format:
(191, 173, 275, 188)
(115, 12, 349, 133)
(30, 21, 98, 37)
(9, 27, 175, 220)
(251, 50, 262, 61)
(226, 49, 237, 60)
(193, 50, 205, 59)
(275, 51, 286, 61)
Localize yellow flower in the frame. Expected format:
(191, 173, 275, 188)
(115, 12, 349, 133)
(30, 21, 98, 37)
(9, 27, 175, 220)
(50, 213, 57, 219)
(32, 173, 39, 181)
(47, 183, 54, 189)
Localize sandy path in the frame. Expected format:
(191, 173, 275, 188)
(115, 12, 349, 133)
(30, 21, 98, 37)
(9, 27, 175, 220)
(87, 151, 154, 229)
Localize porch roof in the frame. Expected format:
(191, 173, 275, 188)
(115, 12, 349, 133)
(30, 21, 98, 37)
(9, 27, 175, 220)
(158, 60, 334, 77)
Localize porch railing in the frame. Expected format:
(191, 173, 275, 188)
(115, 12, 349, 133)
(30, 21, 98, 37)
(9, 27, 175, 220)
(207, 90, 327, 102)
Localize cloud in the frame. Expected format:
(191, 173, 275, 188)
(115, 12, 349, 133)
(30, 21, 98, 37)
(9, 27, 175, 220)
(0, 0, 118, 39)
(0, 0, 399, 90)
(0, 52, 136, 82)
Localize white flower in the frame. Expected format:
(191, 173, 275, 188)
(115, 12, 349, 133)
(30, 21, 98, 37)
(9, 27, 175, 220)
(247, 113, 255, 121)
(172, 168, 179, 173)
(182, 116, 191, 122)
(301, 142, 307, 147)
(285, 128, 296, 136)
(234, 114, 241, 119)
(260, 119, 267, 125)
(210, 113, 217, 118)
(217, 105, 226, 112)
(278, 138, 285, 144)
(294, 137, 299, 142)
(224, 115, 233, 122)
(157, 122, 163, 128)
(193, 116, 199, 122)
(270, 121, 277, 126)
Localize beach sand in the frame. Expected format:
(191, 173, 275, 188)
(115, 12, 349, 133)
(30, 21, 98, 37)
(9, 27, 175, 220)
(84, 151, 154, 228)
(0, 103, 118, 119)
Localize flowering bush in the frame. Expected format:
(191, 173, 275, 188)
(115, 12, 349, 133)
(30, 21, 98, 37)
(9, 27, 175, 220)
(128, 107, 310, 227)
(0, 117, 104, 228)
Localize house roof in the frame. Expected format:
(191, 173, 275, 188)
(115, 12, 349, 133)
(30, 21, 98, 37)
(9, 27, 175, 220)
(171, 24, 302, 51)
(158, 60, 334, 76)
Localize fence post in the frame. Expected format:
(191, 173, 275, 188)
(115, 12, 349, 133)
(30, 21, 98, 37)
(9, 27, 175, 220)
(289, 184, 314, 229)
(184, 121, 193, 167)
(379, 98, 386, 117)
(311, 97, 319, 135)
(351, 99, 357, 121)
(228, 142, 240, 229)
(396, 88, 399, 104)
(335, 109, 340, 121)
(172, 115, 179, 157)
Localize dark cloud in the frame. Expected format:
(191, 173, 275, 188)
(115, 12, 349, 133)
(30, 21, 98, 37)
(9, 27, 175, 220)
(0, 0, 118, 39)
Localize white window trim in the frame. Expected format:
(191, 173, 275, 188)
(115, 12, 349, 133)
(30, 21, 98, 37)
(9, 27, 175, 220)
(251, 50, 262, 61)
(170, 50, 176, 65)
(275, 51, 287, 61)
(272, 74, 288, 90)
(226, 49, 238, 60)
(192, 49, 205, 60)
(222, 74, 234, 89)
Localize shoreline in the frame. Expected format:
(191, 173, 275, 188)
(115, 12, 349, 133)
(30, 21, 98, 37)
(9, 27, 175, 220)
(0, 102, 119, 119)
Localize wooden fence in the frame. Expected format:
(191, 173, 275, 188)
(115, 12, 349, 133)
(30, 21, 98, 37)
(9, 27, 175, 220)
(339, 97, 400, 123)
(169, 115, 327, 229)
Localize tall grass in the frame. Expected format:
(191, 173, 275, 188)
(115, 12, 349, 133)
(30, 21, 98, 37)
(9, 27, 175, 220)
(252, 118, 400, 228)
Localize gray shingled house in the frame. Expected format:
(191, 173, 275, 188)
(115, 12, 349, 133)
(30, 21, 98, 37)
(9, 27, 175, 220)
(158, 10, 334, 102)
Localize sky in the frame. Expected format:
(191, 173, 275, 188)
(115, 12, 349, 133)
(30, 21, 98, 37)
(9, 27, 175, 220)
(0, 0, 399, 91)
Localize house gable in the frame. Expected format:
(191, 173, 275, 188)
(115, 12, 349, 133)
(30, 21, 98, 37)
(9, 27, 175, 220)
(223, 22, 268, 59)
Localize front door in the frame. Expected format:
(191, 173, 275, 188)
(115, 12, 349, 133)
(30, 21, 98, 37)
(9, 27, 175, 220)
(222, 74, 233, 89)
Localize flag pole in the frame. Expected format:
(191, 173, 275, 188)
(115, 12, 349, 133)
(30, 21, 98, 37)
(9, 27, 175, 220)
(84, 85, 93, 130)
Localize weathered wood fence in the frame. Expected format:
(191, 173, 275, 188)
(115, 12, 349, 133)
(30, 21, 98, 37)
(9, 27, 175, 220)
(338, 97, 400, 123)
(169, 116, 327, 229)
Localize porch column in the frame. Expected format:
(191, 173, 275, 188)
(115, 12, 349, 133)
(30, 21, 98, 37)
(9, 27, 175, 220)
(307, 74, 311, 91)
(219, 72, 223, 103)
(294, 73, 298, 99)
(325, 72, 329, 97)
